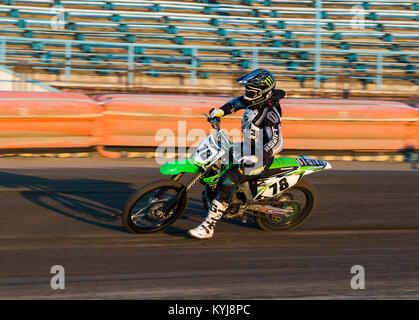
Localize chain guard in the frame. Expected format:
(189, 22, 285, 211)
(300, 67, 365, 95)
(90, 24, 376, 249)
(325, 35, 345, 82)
(203, 185, 300, 223)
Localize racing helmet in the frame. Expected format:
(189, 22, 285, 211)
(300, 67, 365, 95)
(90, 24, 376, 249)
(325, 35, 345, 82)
(236, 69, 276, 106)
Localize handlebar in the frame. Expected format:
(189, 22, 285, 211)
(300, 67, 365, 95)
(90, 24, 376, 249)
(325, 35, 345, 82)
(203, 112, 222, 148)
(203, 113, 235, 158)
(202, 113, 220, 130)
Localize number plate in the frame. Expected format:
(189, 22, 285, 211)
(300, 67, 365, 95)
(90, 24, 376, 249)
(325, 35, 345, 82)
(255, 174, 299, 200)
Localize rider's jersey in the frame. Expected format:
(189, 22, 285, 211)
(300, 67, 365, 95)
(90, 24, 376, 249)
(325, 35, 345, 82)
(220, 89, 285, 171)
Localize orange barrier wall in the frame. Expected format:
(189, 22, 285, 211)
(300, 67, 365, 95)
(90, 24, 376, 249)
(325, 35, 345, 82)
(0, 92, 103, 148)
(99, 95, 418, 150)
(0, 92, 416, 151)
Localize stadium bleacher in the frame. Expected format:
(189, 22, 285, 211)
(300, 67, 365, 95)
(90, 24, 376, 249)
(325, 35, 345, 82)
(0, 0, 417, 94)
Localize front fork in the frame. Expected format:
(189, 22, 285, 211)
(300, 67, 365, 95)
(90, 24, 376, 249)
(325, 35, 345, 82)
(162, 172, 203, 214)
(171, 172, 203, 192)
(171, 173, 184, 182)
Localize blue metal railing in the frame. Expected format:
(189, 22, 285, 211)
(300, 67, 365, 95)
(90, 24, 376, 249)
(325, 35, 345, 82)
(0, 0, 418, 90)
(1, 35, 417, 89)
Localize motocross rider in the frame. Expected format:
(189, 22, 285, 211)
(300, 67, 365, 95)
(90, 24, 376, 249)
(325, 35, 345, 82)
(188, 69, 286, 239)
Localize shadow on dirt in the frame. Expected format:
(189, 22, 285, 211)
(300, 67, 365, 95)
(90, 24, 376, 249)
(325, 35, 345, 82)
(0, 171, 131, 232)
(0, 171, 258, 236)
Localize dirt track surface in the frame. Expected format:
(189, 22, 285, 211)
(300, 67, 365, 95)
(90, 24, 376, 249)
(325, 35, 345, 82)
(0, 159, 418, 299)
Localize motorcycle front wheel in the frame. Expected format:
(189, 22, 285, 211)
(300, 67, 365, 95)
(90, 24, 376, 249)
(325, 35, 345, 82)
(122, 180, 188, 234)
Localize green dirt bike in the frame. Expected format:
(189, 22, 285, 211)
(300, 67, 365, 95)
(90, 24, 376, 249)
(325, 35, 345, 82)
(122, 114, 332, 234)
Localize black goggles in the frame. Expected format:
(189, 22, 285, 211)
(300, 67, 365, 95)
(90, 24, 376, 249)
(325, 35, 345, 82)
(245, 87, 260, 99)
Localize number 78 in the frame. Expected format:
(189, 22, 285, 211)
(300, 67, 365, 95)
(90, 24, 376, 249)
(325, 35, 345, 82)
(268, 178, 289, 195)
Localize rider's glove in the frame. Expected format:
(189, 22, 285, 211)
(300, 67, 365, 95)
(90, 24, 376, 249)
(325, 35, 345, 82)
(209, 108, 224, 120)
(238, 155, 258, 168)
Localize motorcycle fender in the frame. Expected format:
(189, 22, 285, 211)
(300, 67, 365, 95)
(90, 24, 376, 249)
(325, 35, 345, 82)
(160, 159, 200, 175)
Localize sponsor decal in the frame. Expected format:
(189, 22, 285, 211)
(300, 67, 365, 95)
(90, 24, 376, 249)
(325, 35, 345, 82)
(264, 128, 279, 151)
(223, 178, 235, 185)
(297, 156, 327, 167)
(248, 165, 266, 176)
(266, 110, 280, 123)
(264, 75, 274, 86)
(260, 207, 285, 215)
(280, 167, 294, 171)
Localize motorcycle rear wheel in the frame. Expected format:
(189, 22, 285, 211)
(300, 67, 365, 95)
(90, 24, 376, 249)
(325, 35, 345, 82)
(122, 180, 188, 234)
(255, 179, 317, 231)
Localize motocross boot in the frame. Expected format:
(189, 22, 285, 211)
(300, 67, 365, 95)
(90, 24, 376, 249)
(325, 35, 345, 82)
(188, 199, 227, 239)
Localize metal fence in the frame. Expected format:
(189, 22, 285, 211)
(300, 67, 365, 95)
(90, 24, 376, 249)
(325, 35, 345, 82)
(0, 0, 418, 91)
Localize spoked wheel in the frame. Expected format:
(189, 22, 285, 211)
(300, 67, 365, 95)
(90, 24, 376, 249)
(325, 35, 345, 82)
(255, 179, 317, 231)
(122, 180, 188, 234)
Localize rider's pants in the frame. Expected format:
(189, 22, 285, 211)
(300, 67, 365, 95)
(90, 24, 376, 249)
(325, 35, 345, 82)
(215, 157, 277, 203)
